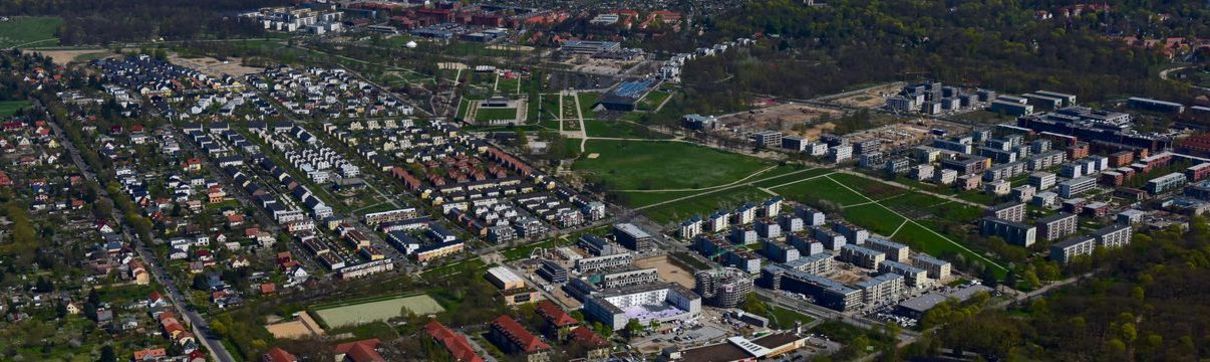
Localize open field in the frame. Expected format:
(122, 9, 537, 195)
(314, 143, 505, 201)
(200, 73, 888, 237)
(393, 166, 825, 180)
(637, 186, 771, 224)
(34, 49, 109, 64)
(770, 177, 869, 207)
(826, 82, 903, 108)
(169, 54, 263, 77)
(717, 102, 844, 135)
(0, 16, 61, 48)
(574, 140, 771, 190)
(313, 294, 444, 328)
(583, 120, 672, 139)
(0, 100, 31, 116)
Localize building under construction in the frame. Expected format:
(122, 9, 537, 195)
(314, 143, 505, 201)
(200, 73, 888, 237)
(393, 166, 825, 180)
(694, 268, 753, 308)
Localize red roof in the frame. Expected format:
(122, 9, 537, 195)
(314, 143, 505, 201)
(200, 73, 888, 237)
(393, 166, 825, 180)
(334, 339, 385, 362)
(425, 320, 485, 362)
(262, 347, 298, 362)
(132, 348, 167, 360)
(570, 326, 610, 348)
(535, 300, 578, 327)
(491, 315, 550, 354)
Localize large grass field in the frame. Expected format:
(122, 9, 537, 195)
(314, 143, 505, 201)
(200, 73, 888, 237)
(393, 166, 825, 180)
(312, 294, 444, 328)
(0, 16, 61, 48)
(574, 140, 771, 190)
(583, 120, 672, 139)
(638, 186, 773, 224)
(770, 176, 869, 206)
(0, 100, 32, 116)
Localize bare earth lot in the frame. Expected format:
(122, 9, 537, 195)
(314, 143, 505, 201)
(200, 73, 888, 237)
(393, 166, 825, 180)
(635, 255, 696, 289)
(717, 103, 843, 138)
(169, 54, 263, 77)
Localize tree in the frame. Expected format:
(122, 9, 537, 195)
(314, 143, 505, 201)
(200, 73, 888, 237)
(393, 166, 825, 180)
(192, 274, 208, 291)
(624, 318, 644, 337)
(99, 345, 116, 362)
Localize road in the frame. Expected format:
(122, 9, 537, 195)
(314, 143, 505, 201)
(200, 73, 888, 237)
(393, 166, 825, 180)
(45, 107, 235, 362)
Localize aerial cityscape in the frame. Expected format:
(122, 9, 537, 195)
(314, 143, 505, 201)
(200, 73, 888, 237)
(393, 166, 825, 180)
(0, 0, 1208, 361)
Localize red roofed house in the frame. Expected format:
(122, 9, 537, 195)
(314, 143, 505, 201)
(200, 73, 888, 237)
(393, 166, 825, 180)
(425, 320, 485, 362)
(570, 326, 611, 360)
(534, 300, 578, 340)
(132, 347, 167, 361)
(334, 338, 385, 362)
(0, 170, 11, 187)
(488, 315, 551, 362)
(261, 347, 299, 362)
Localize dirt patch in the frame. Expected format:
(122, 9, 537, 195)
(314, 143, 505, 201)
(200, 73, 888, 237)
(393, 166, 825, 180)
(264, 312, 326, 340)
(33, 49, 110, 64)
(717, 103, 844, 136)
(168, 53, 263, 77)
(634, 255, 696, 289)
(829, 83, 905, 109)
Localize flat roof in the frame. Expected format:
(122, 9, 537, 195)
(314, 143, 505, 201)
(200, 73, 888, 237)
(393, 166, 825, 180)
(486, 266, 524, 286)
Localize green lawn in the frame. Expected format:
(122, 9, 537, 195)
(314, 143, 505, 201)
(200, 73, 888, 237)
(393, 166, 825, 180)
(456, 98, 470, 120)
(574, 140, 771, 190)
(749, 168, 835, 188)
(583, 120, 672, 139)
(0, 16, 61, 48)
(638, 186, 772, 224)
(618, 190, 701, 208)
(638, 90, 672, 111)
(769, 177, 869, 207)
(0, 100, 31, 116)
(475, 107, 517, 121)
(496, 77, 520, 95)
(577, 92, 600, 116)
(768, 306, 815, 329)
(842, 204, 905, 236)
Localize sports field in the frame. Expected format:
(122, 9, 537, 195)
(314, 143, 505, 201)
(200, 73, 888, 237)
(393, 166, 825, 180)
(474, 107, 518, 122)
(574, 139, 772, 190)
(0, 17, 61, 48)
(313, 294, 444, 328)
